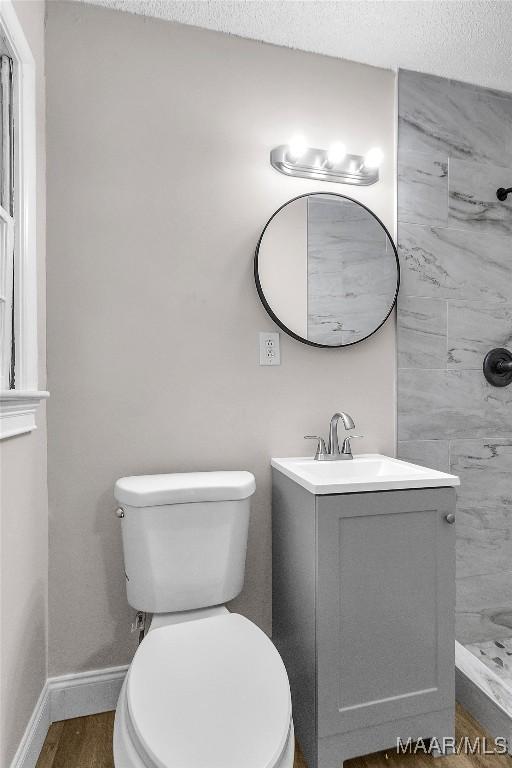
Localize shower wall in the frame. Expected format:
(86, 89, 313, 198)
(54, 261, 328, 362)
(397, 69, 512, 646)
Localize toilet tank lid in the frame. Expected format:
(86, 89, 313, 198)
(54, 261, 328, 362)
(114, 471, 256, 507)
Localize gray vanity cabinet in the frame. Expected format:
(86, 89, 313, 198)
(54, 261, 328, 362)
(272, 470, 456, 768)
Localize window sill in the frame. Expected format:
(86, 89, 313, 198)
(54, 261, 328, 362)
(0, 390, 49, 439)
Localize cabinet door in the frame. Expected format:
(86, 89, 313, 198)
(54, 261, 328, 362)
(316, 488, 455, 737)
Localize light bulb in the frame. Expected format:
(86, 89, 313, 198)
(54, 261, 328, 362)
(287, 134, 307, 162)
(364, 147, 384, 169)
(326, 141, 346, 166)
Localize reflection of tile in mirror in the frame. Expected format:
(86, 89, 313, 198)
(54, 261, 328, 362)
(307, 197, 396, 345)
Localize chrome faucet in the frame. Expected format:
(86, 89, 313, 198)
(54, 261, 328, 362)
(305, 412, 362, 461)
(328, 412, 355, 455)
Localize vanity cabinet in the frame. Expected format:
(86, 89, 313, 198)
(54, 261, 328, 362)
(272, 470, 456, 768)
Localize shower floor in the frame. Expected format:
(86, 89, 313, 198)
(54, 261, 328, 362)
(466, 637, 512, 687)
(457, 639, 512, 725)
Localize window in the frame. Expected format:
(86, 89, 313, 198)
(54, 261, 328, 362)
(0, 1, 48, 439)
(0, 53, 15, 391)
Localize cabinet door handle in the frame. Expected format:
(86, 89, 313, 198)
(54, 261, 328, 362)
(445, 513, 455, 524)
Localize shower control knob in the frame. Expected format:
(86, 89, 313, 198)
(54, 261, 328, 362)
(445, 513, 455, 524)
(115, 507, 125, 519)
(483, 347, 512, 387)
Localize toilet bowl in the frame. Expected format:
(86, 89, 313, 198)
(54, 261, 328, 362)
(114, 611, 294, 768)
(113, 471, 294, 768)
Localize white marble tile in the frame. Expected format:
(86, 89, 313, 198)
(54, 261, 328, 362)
(399, 70, 466, 157)
(307, 198, 386, 246)
(399, 70, 512, 166)
(307, 196, 374, 224)
(398, 223, 512, 301)
(397, 440, 449, 472)
(456, 532, 512, 582)
(451, 439, 512, 579)
(456, 501, 512, 580)
(312, 293, 394, 346)
(457, 572, 512, 645)
(307, 197, 396, 345)
(448, 77, 512, 165)
(451, 439, 512, 513)
(398, 370, 512, 441)
(456, 641, 512, 718)
(398, 69, 512, 653)
(466, 637, 512, 687)
(448, 301, 512, 369)
(398, 296, 447, 369)
(449, 158, 512, 235)
(398, 150, 448, 226)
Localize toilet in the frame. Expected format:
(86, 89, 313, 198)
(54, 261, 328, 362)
(113, 471, 294, 768)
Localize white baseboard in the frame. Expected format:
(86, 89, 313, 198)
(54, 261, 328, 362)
(49, 665, 128, 722)
(10, 685, 51, 768)
(9, 665, 128, 768)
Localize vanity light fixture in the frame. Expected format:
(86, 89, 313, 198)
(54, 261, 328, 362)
(364, 147, 384, 169)
(326, 141, 347, 167)
(287, 134, 308, 162)
(271, 137, 383, 185)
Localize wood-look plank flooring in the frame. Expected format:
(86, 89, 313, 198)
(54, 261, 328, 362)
(36, 704, 511, 768)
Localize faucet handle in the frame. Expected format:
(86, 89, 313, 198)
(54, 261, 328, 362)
(341, 435, 363, 456)
(304, 435, 328, 461)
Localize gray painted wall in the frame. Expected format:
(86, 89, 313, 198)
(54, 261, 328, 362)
(397, 69, 512, 646)
(0, 2, 47, 765)
(46, 2, 396, 676)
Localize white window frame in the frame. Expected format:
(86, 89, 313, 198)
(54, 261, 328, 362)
(0, 0, 48, 439)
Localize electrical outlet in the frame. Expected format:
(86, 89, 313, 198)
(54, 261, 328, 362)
(259, 332, 280, 366)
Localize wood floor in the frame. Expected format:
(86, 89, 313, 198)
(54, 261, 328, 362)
(36, 704, 511, 768)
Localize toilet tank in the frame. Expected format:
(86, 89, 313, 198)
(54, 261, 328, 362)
(114, 471, 256, 614)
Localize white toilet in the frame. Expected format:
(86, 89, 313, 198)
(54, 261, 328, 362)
(113, 471, 294, 768)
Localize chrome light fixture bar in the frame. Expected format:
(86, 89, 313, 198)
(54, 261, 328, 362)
(270, 144, 380, 186)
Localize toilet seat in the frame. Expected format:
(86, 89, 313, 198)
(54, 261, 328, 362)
(122, 613, 292, 768)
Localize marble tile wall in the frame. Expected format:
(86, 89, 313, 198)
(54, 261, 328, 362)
(397, 69, 512, 645)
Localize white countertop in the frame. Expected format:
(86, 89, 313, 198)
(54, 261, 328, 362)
(271, 454, 460, 495)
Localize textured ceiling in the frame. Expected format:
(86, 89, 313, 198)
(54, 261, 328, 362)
(81, 0, 512, 93)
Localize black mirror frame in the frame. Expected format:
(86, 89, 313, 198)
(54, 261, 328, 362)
(254, 192, 400, 348)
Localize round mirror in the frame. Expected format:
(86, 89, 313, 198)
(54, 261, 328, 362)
(254, 193, 399, 347)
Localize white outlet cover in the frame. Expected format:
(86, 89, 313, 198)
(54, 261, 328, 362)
(259, 332, 281, 366)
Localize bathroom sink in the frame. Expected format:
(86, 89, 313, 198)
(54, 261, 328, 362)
(271, 454, 459, 494)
